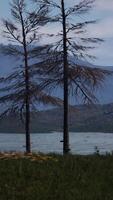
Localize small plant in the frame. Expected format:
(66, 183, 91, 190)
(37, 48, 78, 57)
(94, 146, 100, 155)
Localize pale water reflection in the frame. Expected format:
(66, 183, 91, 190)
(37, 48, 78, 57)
(0, 132, 113, 155)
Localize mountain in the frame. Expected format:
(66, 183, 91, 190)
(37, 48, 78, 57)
(0, 46, 113, 133)
(0, 103, 113, 133)
(0, 44, 113, 104)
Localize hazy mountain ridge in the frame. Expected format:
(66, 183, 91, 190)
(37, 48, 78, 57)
(0, 44, 113, 104)
(0, 44, 113, 133)
(0, 103, 113, 133)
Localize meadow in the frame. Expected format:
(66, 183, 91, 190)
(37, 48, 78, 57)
(0, 153, 113, 200)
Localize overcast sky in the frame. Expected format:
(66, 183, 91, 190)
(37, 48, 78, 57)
(0, 0, 113, 66)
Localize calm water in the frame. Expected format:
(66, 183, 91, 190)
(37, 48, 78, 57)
(0, 132, 113, 155)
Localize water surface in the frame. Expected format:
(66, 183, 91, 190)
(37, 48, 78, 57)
(0, 132, 113, 155)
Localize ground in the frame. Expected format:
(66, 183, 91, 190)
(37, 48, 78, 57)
(0, 153, 113, 200)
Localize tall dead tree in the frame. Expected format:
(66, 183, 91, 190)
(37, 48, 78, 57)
(61, 0, 69, 153)
(33, 0, 111, 154)
(0, 0, 62, 153)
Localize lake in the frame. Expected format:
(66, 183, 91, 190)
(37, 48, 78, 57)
(0, 132, 113, 155)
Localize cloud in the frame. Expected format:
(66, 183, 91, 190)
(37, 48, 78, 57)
(0, 0, 113, 66)
(87, 17, 113, 38)
(95, 0, 113, 11)
(0, 21, 11, 44)
(0, 21, 5, 43)
(91, 39, 113, 66)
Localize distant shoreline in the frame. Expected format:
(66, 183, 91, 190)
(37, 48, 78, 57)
(0, 131, 113, 134)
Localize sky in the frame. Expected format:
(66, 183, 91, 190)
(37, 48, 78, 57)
(0, 0, 113, 66)
(0, 0, 113, 104)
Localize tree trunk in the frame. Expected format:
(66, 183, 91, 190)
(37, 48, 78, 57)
(24, 49, 31, 153)
(20, 10, 31, 153)
(61, 0, 70, 154)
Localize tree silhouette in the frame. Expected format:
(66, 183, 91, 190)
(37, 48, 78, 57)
(0, 0, 62, 153)
(32, 0, 111, 154)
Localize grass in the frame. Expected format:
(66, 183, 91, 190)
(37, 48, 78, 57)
(0, 153, 113, 200)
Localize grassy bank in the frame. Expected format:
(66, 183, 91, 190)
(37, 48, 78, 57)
(0, 153, 113, 200)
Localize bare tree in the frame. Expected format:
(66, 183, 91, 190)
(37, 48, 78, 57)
(32, 0, 112, 154)
(0, 0, 62, 153)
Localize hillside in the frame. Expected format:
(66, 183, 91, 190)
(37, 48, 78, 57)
(0, 44, 113, 104)
(0, 44, 113, 133)
(0, 103, 113, 133)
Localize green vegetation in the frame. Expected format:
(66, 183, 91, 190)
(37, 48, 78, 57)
(0, 153, 113, 199)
